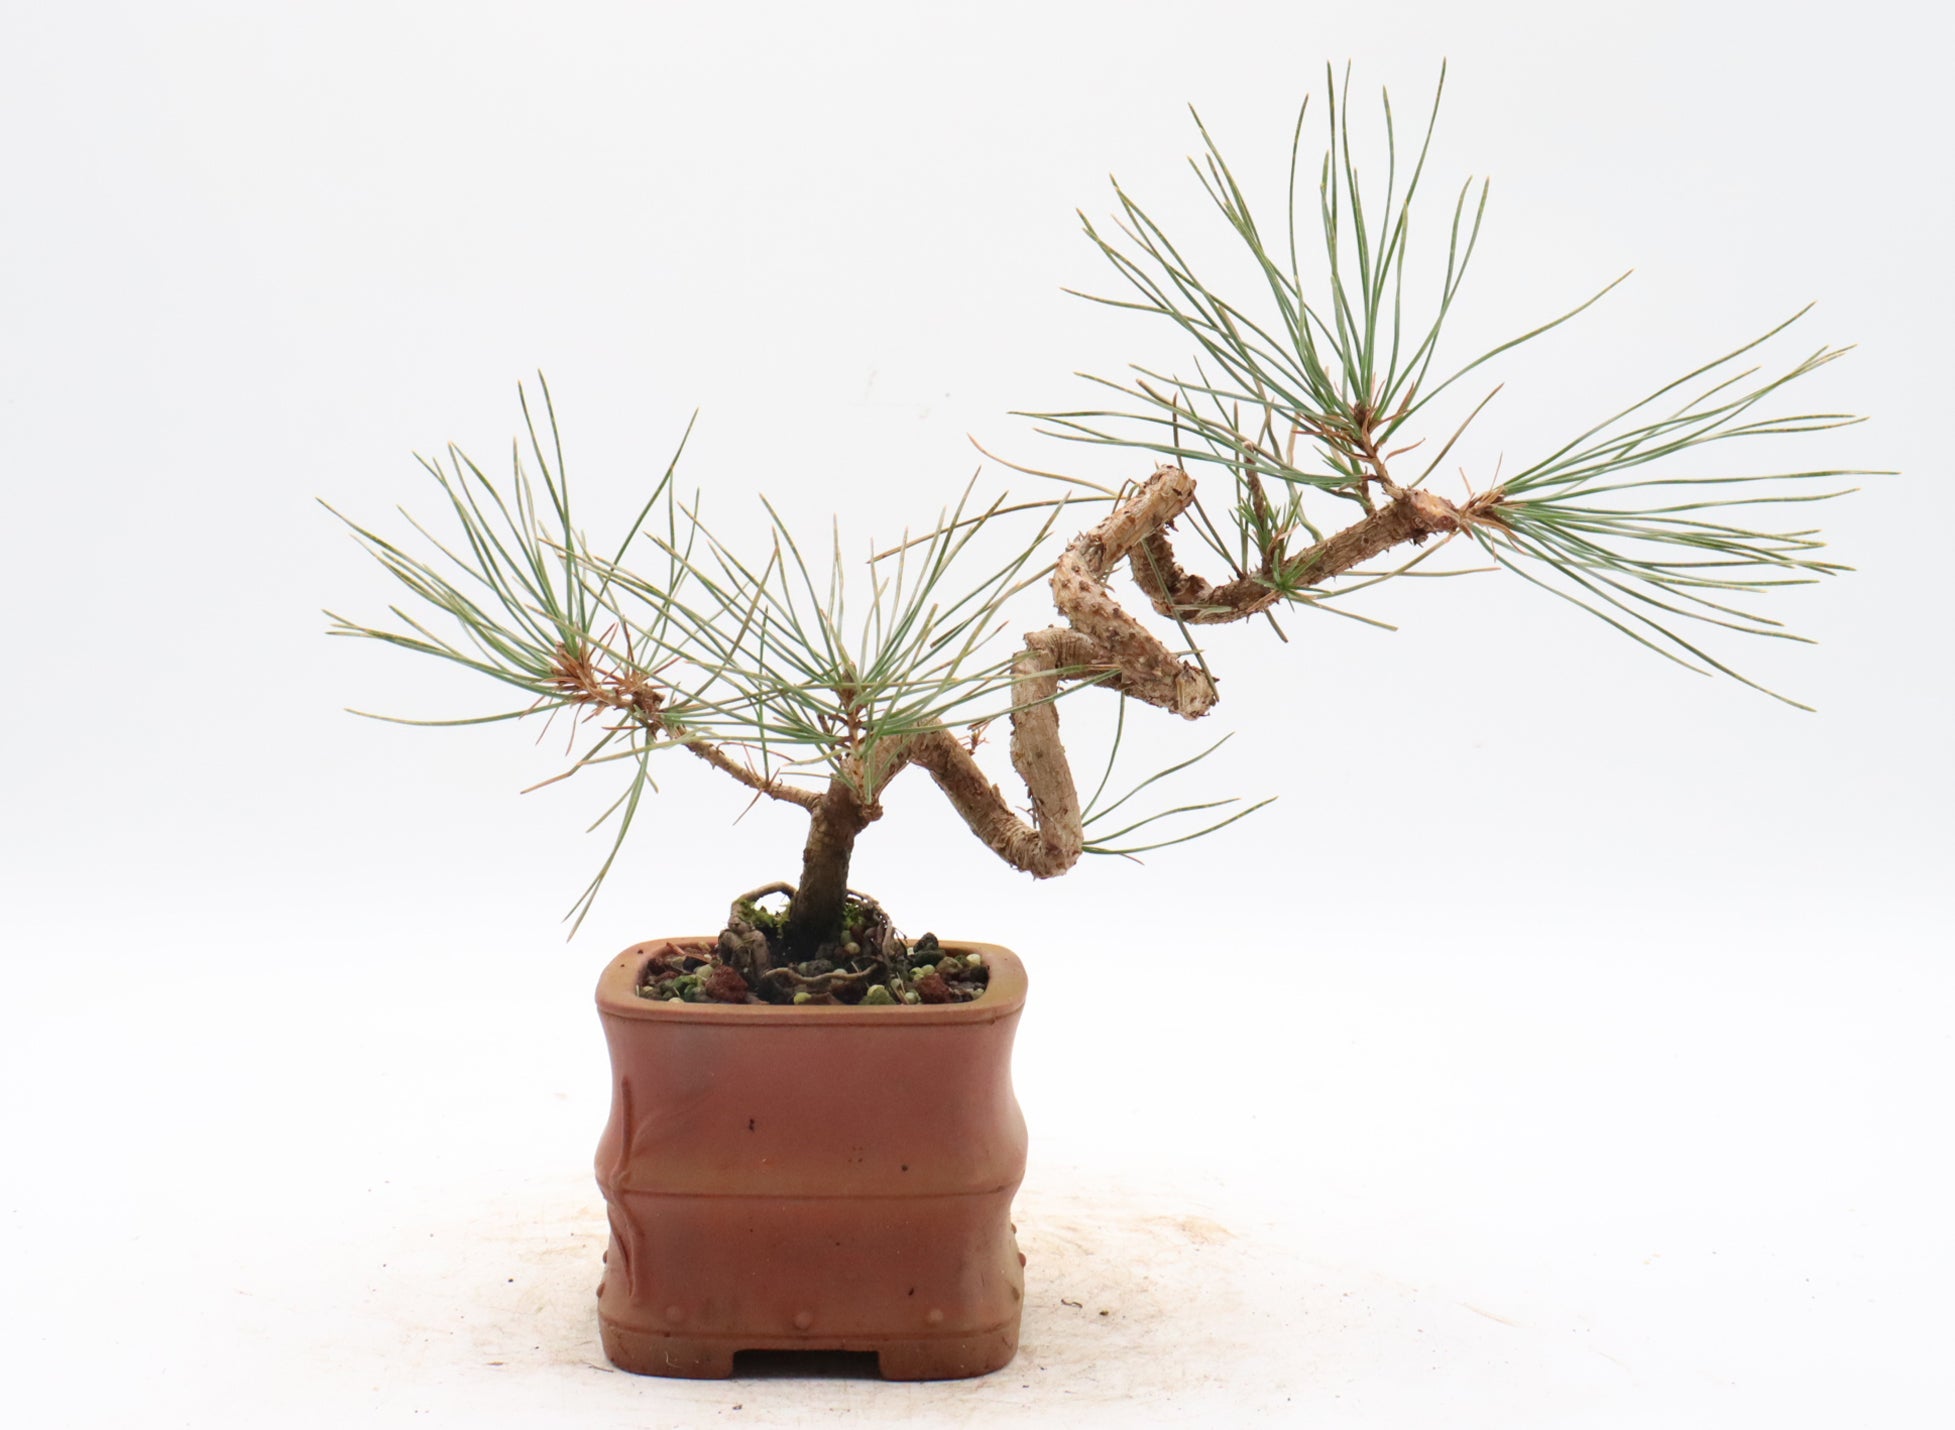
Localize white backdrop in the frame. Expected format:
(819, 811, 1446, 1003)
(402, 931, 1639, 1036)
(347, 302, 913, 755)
(3, 3, 1948, 1426)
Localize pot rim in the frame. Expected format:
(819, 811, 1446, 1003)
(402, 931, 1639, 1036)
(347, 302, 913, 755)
(596, 938, 1025, 1027)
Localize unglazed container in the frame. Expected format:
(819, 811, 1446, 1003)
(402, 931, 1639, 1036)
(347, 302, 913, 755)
(593, 940, 1028, 1379)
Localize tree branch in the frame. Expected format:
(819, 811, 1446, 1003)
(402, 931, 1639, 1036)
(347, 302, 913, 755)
(1038, 465, 1218, 717)
(681, 739, 822, 810)
(1282, 488, 1464, 586)
(1129, 530, 1284, 624)
(909, 465, 1495, 879)
(908, 722, 1078, 878)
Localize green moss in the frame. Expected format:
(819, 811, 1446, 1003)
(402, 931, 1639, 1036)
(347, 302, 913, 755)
(735, 898, 786, 935)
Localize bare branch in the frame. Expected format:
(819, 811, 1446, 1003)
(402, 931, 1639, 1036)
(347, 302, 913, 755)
(908, 459, 1504, 877)
(908, 726, 1078, 878)
(683, 741, 822, 810)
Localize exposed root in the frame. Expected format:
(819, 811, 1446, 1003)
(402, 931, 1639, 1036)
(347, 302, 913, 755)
(638, 887, 989, 1007)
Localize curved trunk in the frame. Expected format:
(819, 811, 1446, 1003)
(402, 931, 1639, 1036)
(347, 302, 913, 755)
(784, 780, 874, 958)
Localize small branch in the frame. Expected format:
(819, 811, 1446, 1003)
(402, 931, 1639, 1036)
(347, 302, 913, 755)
(682, 740, 822, 810)
(1282, 488, 1467, 586)
(549, 641, 822, 811)
(1349, 422, 1406, 501)
(548, 643, 665, 721)
(1129, 530, 1285, 624)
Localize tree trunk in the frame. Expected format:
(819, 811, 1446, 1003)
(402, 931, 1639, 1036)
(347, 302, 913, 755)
(783, 779, 874, 958)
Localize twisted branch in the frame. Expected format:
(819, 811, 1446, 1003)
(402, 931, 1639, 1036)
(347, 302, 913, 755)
(909, 464, 1484, 878)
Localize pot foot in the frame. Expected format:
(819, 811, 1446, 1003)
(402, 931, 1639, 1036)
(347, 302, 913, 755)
(875, 1328, 1019, 1381)
(598, 1319, 1019, 1381)
(599, 1322, 737, 1378)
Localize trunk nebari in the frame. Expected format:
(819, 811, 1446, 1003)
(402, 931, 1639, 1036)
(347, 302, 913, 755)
(784, 779, 874, 957)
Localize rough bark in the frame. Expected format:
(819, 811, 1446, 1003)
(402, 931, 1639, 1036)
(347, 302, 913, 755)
(907, 687, 1082, 879)
(1131, 487, 1465, 622)
(783, 778, 877, 957)
(785, 466, 1489, 906)
(1281, 488, 1463, 588)
(1035, 464, 1218, 718)
(907, 470, 1481, 882)
(906, 466, 1217, 882)
(1129, 530, 1285, 624)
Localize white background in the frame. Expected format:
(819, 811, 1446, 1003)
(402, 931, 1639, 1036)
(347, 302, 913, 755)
(2, 2, 1949, 1426)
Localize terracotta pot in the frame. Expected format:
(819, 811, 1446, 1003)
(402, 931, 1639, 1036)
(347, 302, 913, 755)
(593, 939, 1029, 1380)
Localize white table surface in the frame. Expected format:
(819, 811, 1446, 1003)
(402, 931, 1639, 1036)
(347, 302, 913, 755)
(4, 928, 1945, 1429)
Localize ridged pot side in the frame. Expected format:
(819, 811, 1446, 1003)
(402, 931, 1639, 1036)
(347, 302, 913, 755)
(593, 940, 1029, 1380)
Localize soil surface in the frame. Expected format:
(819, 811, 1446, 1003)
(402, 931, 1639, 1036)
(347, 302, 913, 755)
(634, 889, 990, 1007)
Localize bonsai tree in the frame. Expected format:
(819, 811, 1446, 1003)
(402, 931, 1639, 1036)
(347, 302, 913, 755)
(327, 69, 1870, 1004)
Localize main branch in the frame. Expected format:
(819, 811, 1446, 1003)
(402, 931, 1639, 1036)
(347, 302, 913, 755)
(767, 464, 1498, 947)
(909, 466, 1494, 878)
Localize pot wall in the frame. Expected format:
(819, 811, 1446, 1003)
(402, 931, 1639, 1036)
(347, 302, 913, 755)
(593, 940, 1028, 1379)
